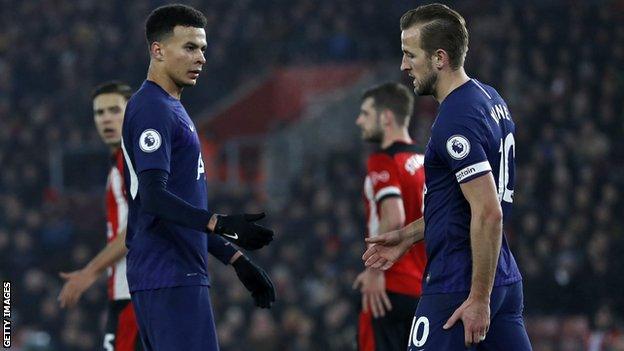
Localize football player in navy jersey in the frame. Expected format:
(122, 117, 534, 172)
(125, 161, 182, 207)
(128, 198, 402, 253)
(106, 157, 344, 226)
(58, 81, 275, 351)
(363, 4, 532, 350)
(120, 5, 274, 351)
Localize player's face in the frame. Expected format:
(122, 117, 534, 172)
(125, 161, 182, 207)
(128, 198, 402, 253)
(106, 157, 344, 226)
(93, 93, 126, 147)
(356, 97, 383, 143)
(400, 27, 437, 96)
(161, 26, 207, 87)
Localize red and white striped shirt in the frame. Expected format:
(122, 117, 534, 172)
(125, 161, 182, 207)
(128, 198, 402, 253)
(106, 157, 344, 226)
(105, 149, 130, 301)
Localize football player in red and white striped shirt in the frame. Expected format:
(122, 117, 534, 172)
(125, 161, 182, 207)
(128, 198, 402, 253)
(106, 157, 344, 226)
(58, 81, 140, 351)
(353, 82, 427, 351)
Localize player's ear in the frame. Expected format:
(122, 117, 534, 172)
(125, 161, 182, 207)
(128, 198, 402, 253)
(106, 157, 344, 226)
(150, 42, 165, 61)
(433, 49, 445, 70)
(380, 110, 393, 127)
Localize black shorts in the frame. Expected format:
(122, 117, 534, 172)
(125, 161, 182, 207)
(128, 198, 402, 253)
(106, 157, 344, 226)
(103, 299, 142, 351)
(358, 291, 420, 351)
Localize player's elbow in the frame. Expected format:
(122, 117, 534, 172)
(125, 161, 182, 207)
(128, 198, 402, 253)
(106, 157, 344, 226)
(481, 204, 503, 226)
(137, 170, 169, 217)
(140, 193, 158, 216)
(472, 200, 502, 226)
(382, 212, 405, 231)
(138, 185, 164, 217)
(388, 216, 405, 231)
(381, 208, 405, 231)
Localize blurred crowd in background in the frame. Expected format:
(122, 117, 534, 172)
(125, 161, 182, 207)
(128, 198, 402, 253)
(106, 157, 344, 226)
(1, 0, 623, 350)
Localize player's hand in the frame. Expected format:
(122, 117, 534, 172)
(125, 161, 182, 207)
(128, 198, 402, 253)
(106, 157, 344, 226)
(362, 230, 411, 270)
(57, 269, 98, 308)
(232, 255, 276, 308)
(443, 295, 490, 347)
(214, 213, 274, 250)
(352, 268, 392, 318)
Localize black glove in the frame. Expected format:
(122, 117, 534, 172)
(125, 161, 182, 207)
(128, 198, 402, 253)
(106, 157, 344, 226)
(213, 213, 274, 250)
(232, 255, 276, 308)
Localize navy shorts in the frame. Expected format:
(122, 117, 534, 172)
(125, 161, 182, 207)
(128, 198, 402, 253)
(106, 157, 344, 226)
(408, 281, 532, 350)
(131, 285, 218, 351)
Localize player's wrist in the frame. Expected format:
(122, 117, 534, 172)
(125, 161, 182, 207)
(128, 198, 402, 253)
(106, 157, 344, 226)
(207, 213, 219, 232)
(82, 264, 102, 278)
(468, 290, 491, 303)
(229, 251, 243, 265)
(366, 266, 383, 275)
(231, 254, 252, 273)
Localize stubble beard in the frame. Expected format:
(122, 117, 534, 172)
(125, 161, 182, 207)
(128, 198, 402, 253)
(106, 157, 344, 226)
(415, 64, 438, 96)
(362, 123, 383, 144)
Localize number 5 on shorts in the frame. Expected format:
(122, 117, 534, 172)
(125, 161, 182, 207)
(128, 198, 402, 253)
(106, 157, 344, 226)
(104, 333, 115, 351)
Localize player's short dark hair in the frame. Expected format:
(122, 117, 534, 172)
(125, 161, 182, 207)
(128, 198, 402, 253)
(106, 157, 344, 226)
(145, 4, 207, 45)
(362, 82, 414, 126)
(400, 3, 469, 70)
(91, 81, 133, 101)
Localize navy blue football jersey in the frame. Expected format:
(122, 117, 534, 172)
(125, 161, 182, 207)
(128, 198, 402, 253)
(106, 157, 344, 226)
(422, 79, 521, 295)
(121, 80, 209, 292)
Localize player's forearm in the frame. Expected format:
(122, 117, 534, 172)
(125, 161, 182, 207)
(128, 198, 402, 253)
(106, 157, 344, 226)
(139, 169, 213, 231)
(400, 217, 425, 245)
(469, 210, 502, 301)
(84, 228, 128, 276)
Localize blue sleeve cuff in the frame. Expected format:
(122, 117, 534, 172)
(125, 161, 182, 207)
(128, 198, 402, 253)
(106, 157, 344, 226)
(208, 235, 238, 265)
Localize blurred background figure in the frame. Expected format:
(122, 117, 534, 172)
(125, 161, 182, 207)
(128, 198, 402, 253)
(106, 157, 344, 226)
(56, 81, 141, 351)
(353, 82, 426, 351)
(1, 0, 623, 350)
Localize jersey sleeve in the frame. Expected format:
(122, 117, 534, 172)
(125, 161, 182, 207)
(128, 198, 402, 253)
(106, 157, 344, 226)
(127, 102, 174, 174)
(367, 155, 402, 203)
(432, 114, 491, 183)
(207, 235, 238, 265)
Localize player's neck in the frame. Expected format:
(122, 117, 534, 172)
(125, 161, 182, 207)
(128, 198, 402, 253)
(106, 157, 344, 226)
(381, 128, 412, 149)
(109, 145, 120, 155)
(147, 64, 183, 100)
(434, 67, 470, 104)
